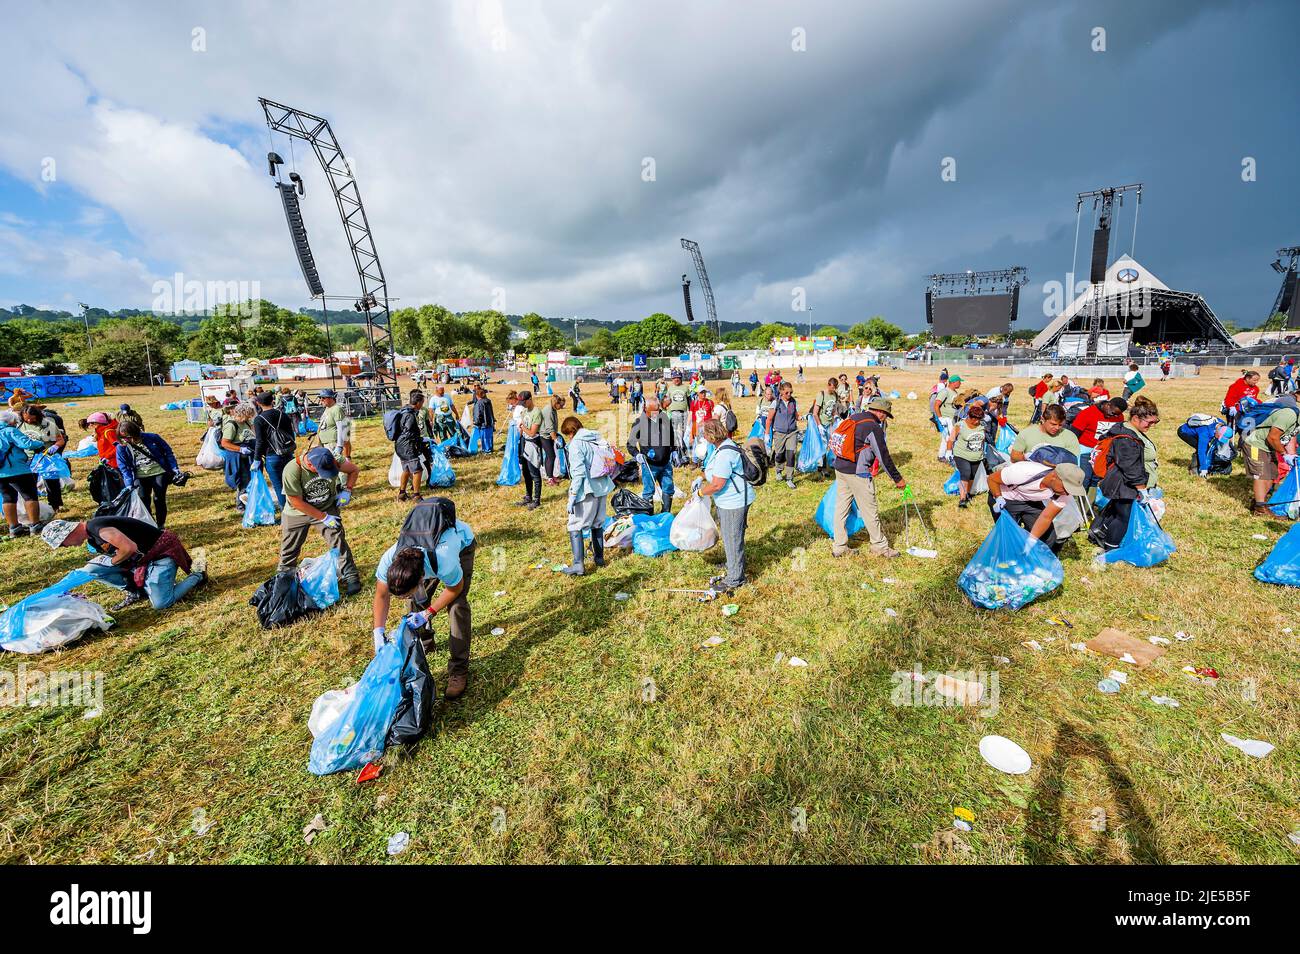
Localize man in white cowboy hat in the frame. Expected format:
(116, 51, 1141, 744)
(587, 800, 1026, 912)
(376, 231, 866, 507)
(41, 516, 207, 611)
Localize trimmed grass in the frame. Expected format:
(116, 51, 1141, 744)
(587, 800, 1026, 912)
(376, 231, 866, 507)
(0, 368, 1296, 864)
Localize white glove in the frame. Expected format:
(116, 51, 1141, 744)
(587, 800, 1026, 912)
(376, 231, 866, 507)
(1199, 471, 1208, 478)
(1285, 454, 1299, 468)
(408, 609, 430, 628)
(691, 476, 703, 493)
(992, 497, 1006, 514)
(635, 454, 647, 466)
(372, 627, 387, 652)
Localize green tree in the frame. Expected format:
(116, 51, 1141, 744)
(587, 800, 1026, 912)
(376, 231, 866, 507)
(463, 310, 512, 358)
(389, 306, 424, 356)
(585, 328, 620, 360)
(619, 312, 687, 355)
(745, 322, 797, 350)
(519, 312, 568, 353)
(813, 325, 842, 339)
(844, 317, 906, 350)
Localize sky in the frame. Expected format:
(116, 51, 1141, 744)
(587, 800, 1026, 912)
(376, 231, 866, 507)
(1, 0, 1296, 333)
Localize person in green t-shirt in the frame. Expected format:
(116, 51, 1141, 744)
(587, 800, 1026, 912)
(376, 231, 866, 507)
(1010, 405, 1082, 462)
(945, 400, 986, 508)
(315, 389, 350, 459)
(665, 373, 691, 457)
(278, 447, 362, 595)
(1242, 399, 1300, 514)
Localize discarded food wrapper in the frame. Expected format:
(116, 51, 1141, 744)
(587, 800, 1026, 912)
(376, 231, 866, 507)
(979, 735, 1032, 775)
(1097, 678, 1122, 694)
(953, 819, 972, 832)
(1148, 636, 1170, 645)
(788, 657, 808, 667)
(1022, 640, 1043, 651)
(82, 707, 102, 720)
(907, 547, 938, 559)
(1150, 695, 1180, 708)
(1047, 617, 1072, 629)
(1085, 628, 1164, 668)
(491, 627, 505, 636)
(1174, 631, 1194, 642)
(701, 635, 725, 647)
(884, 608, 898, 618)
(493, 590, 506, 597)
(1182, 665, 1219, 684)
(933, 673, 985, 705)
(993, 655, 1010, 665)
(357, 762, 383, 784)
(303, 814, 327, 844)
(1220, 733, 1274, 759)
(721, 603, 739, 616)
(954, 806, 975, 823)
(1107, 670, 1128, 684)
(1071, 642, 1089, 652)
(1140, 613, 1161, 622)
(1251, 533, 1269, 541)
(773, 651, 786, 665)
(386, 831, 411, 856)
(614, 592, 631, 602)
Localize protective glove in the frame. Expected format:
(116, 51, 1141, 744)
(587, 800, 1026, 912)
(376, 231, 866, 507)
(334, 445, 345, 459)
(1199, 471, 1209, 478)
(372, 627, 387, 653)
(635, 454, 647, 467)
(250, 459, 261, 471)
(992, 496, 1006, 514)
(239, 446, 252, 456)
(1285, 454, 1300, 468)
(691, 476, 703, 494)
(408, 609, 430, 629)
(337, 489, 352, 507)
(322, 514, 341, 530)
(1137, 489, 1151, 503)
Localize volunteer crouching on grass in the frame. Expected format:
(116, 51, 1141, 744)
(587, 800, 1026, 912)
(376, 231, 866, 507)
(20, 404, 66, 513)
(627, 396, 676, 514)
(987, 461, 1087, 554)
(1010, 405, 1083, 465)
(371, 497, 477, 700)
(1241, 393, 1299, 517)
(695, 418, 754, 595)
(559, 416, 612, 576)
(1088, 397, 1162, 550)
(829, 397, 905, 558)
(278, 447, 362, 596)
(41, 515, 207, 611)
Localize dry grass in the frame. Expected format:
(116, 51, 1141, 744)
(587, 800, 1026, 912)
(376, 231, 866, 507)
(0, 366, 1296, 864)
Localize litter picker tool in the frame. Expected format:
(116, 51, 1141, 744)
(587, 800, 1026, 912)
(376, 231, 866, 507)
(900, 485, 937, 558)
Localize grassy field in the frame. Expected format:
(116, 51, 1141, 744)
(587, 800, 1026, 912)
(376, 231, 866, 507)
(0, 367, 1296, 864)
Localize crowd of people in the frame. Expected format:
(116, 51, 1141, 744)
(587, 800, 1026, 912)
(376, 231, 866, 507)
(7, 355, 1300, 708)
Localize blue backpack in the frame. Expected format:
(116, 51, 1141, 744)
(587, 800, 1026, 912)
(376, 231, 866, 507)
(1235, 398, 1295, 435)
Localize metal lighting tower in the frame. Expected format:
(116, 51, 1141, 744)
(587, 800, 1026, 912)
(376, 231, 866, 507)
(680, 238, 720, 346)
(1076, 182, 1142, 356)
(259, 97, 399, 405)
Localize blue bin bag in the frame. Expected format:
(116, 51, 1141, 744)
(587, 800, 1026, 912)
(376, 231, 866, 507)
(631, 511, 676, 557)
(0, 569, 96, 648)
(298, 548, 340, 610)
(428, 446, 456, 488)
(814, 482, 864, 539)
(31, 453, 72, 481)
(1267, 466, 1300, 519)
(958, 512, 1064, 610)
(242, 470, 279, 528)
(496, 423, 521, 486)
(1254, 522, 1300, 587)
(1102, 501, 1176, 567)
(797, 417, 827, 473)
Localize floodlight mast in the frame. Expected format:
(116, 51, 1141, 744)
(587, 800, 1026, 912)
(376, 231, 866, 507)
(258, 97, 399, 403)
(681, 238, 720, 346)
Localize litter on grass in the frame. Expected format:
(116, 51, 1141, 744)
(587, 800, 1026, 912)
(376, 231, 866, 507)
(1150, 696, 1181, 708)
(614, 592, 631, 602)
(788, 657, 808, 667)
(1107, 670, 1129, 684)
(1220, 734, 1274, 758)
(1148, 636, 1171, 645)
(1097, 678, 1122, 694)
(386, 831, 411, 855)
(303, 814, 327, 845)
(979, 735, 1032, 775)
(1085, 628, 1165, 667)
(722, 604, 739, 617)
(884, 608, 898, 618)
(490, 627, 505, 636)
(701, 635, 725, 648)
(1182, 666, 1219, 684)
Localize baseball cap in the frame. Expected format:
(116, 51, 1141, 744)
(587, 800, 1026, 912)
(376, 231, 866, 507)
(41, 519, 79, 549)
(1054, 463, 1087, 497)
(305, 446, 339, 480)
(85, 412, 111, 425)
(318, 388, 337, 400)
(865, 397, 894, 418)
(948, 375, 963, 384)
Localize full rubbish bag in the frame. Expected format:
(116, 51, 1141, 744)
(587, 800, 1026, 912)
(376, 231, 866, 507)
(994, 425, 1017, 456)
(242, 470, 279, 528)
(1102, 501, 1176, 567)
(0, 569, 106, 653)
(386, 618, 435, 749)
(1267, 466, 1300, 519)
(298, 549, 340, 610)
(575, 398, 588, 414)
(297, 418, 318, 436)
(497, 423, 522, 486)
(30, 453, 71, 482)
(388, 452, 429, 488)
(196, 427, 224, 470)
(555, 439, 570, 478)
(943, 468, 961, 495)
(669, 493, 718, 551)
(95, 487, 157, 526)
(1254, 522, 1300, 587)
(611, 487, 654, 517)
(427, 445, 456, 488)
(747, 417, 765, 440)
(797, 417, 827, 473)
(249, 571, 321, 629)
(958, 512, 1064, 610)
(631, 511, 676, 557)
(308, 624, 406, 776)
(814, 482, 863, 539)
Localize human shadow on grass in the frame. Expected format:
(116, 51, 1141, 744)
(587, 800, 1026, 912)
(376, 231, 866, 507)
(1022, 721, 1166, 864)
(436, 561, 658, 734)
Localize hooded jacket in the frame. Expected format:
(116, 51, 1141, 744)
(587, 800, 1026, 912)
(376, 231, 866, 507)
(115, 432, 180, 487)
(0, 424, 44, 478)
(567, 428, 614, 504)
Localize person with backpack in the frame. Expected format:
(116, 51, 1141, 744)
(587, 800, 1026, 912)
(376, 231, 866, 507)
(278, 446, 362, 596)
(627, 396, 677, 514)
(931, 374, 961, 459)
(19, 403, 66, 513)
(219, 401, 256, 512)
(371, 496, 477, 699)
(40, 515, 207, 612)
(1088, 397, 1162, 550)
(115, 419, 181, 529)
(712, 389, 738, 437)
(665, 372, 692, 461)
(695, 418, 757, 594)
(1240, 393, 1299, 516)
(558, 415, 614, 576)
(945, 401, 989, 509)
(252, 390, 297, 510)
(1178, 414, 1235, 477)
(765, 381, 800, 489)
(0, 409, 49, 539)
(390, 390, 432, 503)
(828, 397, 905, 558)
(987, 461, 1087, 554)
(1068, 397, 1126, 450)
(1267, 360, 1288, 396)
(748, 370, 759, 397)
